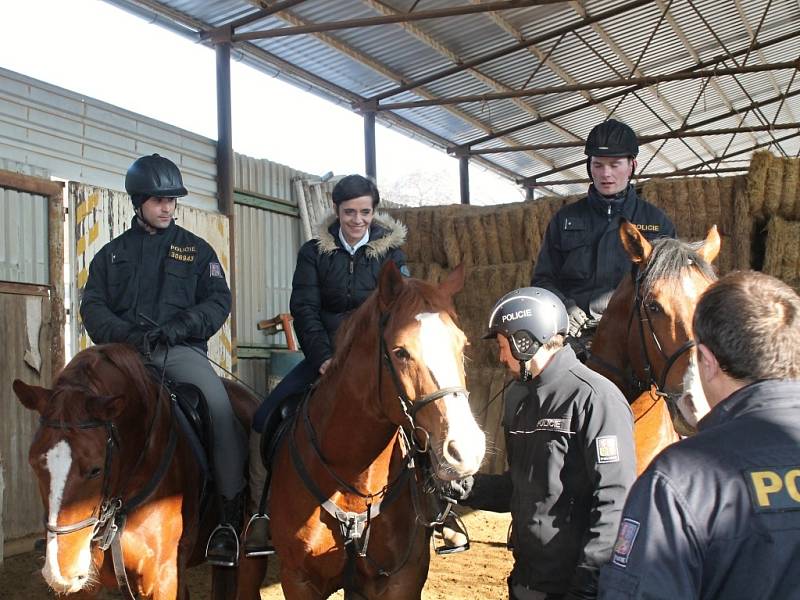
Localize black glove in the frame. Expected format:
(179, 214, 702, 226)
(158, 311, 201, 346)
(125, 328, 161, 355)
(439, 475, 474, 502)
(566, 303, 589, 337)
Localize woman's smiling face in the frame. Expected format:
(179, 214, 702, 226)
(336, 195, 374, 245)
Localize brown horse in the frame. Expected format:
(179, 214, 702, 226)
(269, 262, 486, 599)
(589, 221, 720, 473)
(13, 343, 267, 599)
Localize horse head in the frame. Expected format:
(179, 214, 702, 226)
(374, 261, 486, 481)
(13, 344, 155, 594)
(593, 221, 720, 436)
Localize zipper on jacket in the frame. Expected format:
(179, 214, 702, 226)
(607, 202, 612, 222)
(349, 256, 354, 275)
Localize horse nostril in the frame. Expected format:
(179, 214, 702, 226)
(446, 440, 463, 464)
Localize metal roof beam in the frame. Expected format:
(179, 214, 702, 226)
(471, 122, 800, 153)
(463, 28, 800, 147)
(231, 0, 568, 41)
(525, 166, 749, 186)
(367, 0, 654, 102)
(201, 0, 309, 42)
(520, 130, 799, 185)
(378, 59, 800, 109)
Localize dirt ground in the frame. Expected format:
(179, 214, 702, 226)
(0, 510, 513, 599)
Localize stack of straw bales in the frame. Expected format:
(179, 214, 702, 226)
(763, 216, 800, 291)
(640, 175, 751, 274)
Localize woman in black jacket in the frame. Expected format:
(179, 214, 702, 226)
(253, 174, 408, 434)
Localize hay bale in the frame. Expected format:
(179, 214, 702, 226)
(440, 207, 461, 268)
(747, 150, 771, 219)
(416, 208, 434, 264)
(717, 176, 737, 236)
(732, 175, 753, 271)
(454, 215, 474, 266)
(397, 209, 419, 263)
(782, 158, 800, 220)
(481, 212, 504, 265)
(687, 178, 707, 239)
(764, 156, 785, 218)
(495, 207, 516, 263)
(430, 209, 448, 266)
(704, 177, 722, 234)
(763, 216, 800, 291)
(508, 203, 528, 262)
(468, 213, 490, 266)
(670, 179, 692, 239)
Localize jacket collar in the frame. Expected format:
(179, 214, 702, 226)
(587, 183, 638, 220)
(130, 216, 175, 236)
(532, 345, 580, 387)
(314, 212, 407, 259)
(698, 379, 800, 431)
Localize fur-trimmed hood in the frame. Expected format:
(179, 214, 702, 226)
(313, 212, 407, 260)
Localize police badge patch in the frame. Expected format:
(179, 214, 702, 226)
(596, 435, 620, 463)
(209, 261, 223, 278)
(611, 518, 640, 568)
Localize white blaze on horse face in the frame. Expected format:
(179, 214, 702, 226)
(416, 313, 485, 477)
(679, 352, 711, 429)
(43, 440, 93, 593)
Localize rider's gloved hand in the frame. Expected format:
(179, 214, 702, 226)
(440, 475, 474, 502)
(566, 303, 589, 337)
(126, 328, 160, 355)
(159, 312, 199, 346)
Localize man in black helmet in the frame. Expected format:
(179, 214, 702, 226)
(454, 287, 636, 600)
(80, 154, 246, 567)
(532, 119, 676, 351)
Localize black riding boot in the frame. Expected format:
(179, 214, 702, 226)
(243, 513, 275, 557)
(206, 492, 243, 567)
(434, 510, 470, 555)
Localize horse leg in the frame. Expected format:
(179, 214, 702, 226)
(236, 555, 268, 600)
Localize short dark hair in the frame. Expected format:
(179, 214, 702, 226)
(332, 174, 380, 207)
(694, 271, 800, 381)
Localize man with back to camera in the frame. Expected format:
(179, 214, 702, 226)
(80, 154, 247, 567)
(450, 287, 636, 599)
(532, 119, 676, 351)
(598, 270, 800, 599)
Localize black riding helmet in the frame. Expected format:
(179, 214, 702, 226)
(125, 154, 188, 208)
(584, 119, 639, 183)
(483, 287, 569, 363)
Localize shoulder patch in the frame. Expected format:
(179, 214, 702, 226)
(209, 261, 223, 278)
(611, 518, 640, 568)
(596, 435, 620, 463)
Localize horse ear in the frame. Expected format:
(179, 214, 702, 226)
(378, 260, 405, 311)
(86, 395, 126, 422)
(698, 225, 721, 264)
(439, 263, 465, 298)
(13, 379, 50, 414)
(619, 220, 652, 264)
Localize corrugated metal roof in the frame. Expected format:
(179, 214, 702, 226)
(104, 0, 800, 196)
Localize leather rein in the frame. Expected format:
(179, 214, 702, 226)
(288, 309, 467, 588)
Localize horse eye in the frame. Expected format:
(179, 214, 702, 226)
(393, 347, 411, 361)
(87, 467, 102, 480)
(646, 301, 662, 314)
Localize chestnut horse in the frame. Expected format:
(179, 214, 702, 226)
(269, 262, 486, 599)
(13, 343, 267, 599)
(588, 221, 720, 473)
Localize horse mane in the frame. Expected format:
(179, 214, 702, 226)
(639, 237, 717, 297)
(50, 344, 156, 419)
(329, 277, 454, 373)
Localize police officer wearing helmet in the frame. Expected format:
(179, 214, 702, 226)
(599, 271, 800, 599)
(454, 287, 636, 599)
(80, 154, 246, 567)
(532, 119, 676, 349)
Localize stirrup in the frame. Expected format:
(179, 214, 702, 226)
(243, 513, 276, 557)
(434, 512, 470, 555)
(206, 523, 240, 567)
